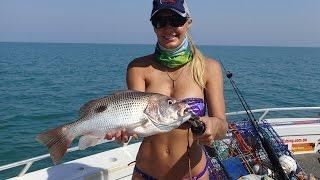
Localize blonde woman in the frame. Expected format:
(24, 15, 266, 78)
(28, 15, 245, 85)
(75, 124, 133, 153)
(106, 0, 227, 179)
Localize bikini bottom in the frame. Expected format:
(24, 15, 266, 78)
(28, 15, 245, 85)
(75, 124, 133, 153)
(133, 159, 208, 180)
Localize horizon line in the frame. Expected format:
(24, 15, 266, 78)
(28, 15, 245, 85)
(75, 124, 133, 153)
(1, 41, 319, 48)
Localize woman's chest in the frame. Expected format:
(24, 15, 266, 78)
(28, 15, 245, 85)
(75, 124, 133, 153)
(144, 68, 204, 99)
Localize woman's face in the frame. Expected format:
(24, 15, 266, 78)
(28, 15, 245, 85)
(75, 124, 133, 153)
(153, 10, 191, 49)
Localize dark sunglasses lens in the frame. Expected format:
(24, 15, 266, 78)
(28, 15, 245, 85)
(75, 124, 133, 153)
(152, 16, 187, 29)
(170, 16, 187, 27)
(152, 17, 167, 29)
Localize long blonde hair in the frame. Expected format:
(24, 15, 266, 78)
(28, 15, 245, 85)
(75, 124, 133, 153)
(188, 36, 206, 89)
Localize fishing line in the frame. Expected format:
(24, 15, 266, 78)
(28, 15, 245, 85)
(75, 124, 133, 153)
(218, 59, 289, 180)
(220, 61, 255, 122)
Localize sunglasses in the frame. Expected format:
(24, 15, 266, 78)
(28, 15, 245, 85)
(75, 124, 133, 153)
(151, 15, 188, 29)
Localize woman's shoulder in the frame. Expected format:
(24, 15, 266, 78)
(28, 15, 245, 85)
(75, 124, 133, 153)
(127, 54, 155, 69)
(202, 57, 223, 82)
(203, 58, 222, 71)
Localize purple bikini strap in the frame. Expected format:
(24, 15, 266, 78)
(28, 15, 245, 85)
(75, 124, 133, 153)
(191, 158, 208, 180)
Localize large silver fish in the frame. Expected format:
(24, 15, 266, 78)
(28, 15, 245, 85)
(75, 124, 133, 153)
(36, 90, 191, 164)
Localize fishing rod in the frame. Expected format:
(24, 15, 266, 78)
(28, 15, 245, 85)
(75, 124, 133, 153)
(189, 113, 206, 136)
(219, 60, 289, 180)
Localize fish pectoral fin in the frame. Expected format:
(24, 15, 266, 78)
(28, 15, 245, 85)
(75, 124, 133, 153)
(78, 134, 104, 150)
(131, 118, 149, 128)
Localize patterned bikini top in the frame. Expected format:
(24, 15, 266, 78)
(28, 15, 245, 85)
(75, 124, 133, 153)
(182, 98, 206, 117)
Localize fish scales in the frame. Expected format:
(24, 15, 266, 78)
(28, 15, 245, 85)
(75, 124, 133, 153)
(72, 96, 139, 137)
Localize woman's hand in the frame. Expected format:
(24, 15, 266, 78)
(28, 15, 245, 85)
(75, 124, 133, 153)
(192, 116, 220, 146)
(105, 129, 138, 144)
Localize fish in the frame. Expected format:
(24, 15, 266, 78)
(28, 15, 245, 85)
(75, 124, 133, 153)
(36, 90, 192, 164)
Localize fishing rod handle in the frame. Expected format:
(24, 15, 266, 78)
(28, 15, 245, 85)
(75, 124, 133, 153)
(190, 119, 206, 136)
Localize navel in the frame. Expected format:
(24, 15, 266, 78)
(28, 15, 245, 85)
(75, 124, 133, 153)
(165, 146, 171, 155)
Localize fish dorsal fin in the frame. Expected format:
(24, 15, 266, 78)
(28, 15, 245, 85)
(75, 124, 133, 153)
(110, 90, 132, 96)
(110, 90, 141, 98)
(79, 99, 94, 118)
(79, 97, 109, 118)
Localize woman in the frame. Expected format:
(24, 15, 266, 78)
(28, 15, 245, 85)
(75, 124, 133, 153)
(107, 0, 227, 179)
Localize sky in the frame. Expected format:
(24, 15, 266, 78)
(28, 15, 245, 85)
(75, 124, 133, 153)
(1, 0, 320, 47)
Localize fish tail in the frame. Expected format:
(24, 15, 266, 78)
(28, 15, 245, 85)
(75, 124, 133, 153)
(36, 125, 74, 165)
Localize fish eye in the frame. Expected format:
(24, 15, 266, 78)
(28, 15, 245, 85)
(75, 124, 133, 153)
(168, 99, 174, 105)
(95, 105, 107, 113)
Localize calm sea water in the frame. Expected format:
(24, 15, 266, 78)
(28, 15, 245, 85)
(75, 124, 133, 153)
(0, 42, 319, 178)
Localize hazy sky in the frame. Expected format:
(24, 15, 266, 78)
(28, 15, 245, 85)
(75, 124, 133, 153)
(1, 0, 320, 47)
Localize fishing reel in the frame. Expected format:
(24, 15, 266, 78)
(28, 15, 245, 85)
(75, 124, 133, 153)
(188, 113, 206, 136)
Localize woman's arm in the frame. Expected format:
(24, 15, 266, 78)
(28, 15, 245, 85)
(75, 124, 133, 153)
(126, 59, 146, 92)
(194, 59, 228, 145)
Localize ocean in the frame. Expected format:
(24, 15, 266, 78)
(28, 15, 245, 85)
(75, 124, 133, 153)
(0, 42, 319, 179)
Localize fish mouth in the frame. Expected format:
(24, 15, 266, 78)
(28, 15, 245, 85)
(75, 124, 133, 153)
(176, 101, 190, 116)
(179, 106, 192, 123)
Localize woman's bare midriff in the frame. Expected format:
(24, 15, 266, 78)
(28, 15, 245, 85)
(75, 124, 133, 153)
(134, 129, 208, 179)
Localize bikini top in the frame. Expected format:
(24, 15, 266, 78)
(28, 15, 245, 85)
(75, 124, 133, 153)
(182, 98, 206, 117)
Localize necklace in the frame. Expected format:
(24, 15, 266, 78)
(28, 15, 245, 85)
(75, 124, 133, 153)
(166, 66, 185, 88)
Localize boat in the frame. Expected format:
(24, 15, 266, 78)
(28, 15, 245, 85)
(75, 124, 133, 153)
(1, 107, 319, 180)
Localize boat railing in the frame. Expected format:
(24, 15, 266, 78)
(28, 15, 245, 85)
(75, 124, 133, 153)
(226, 106, 320, 121)
(1, 106, 320, 178)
